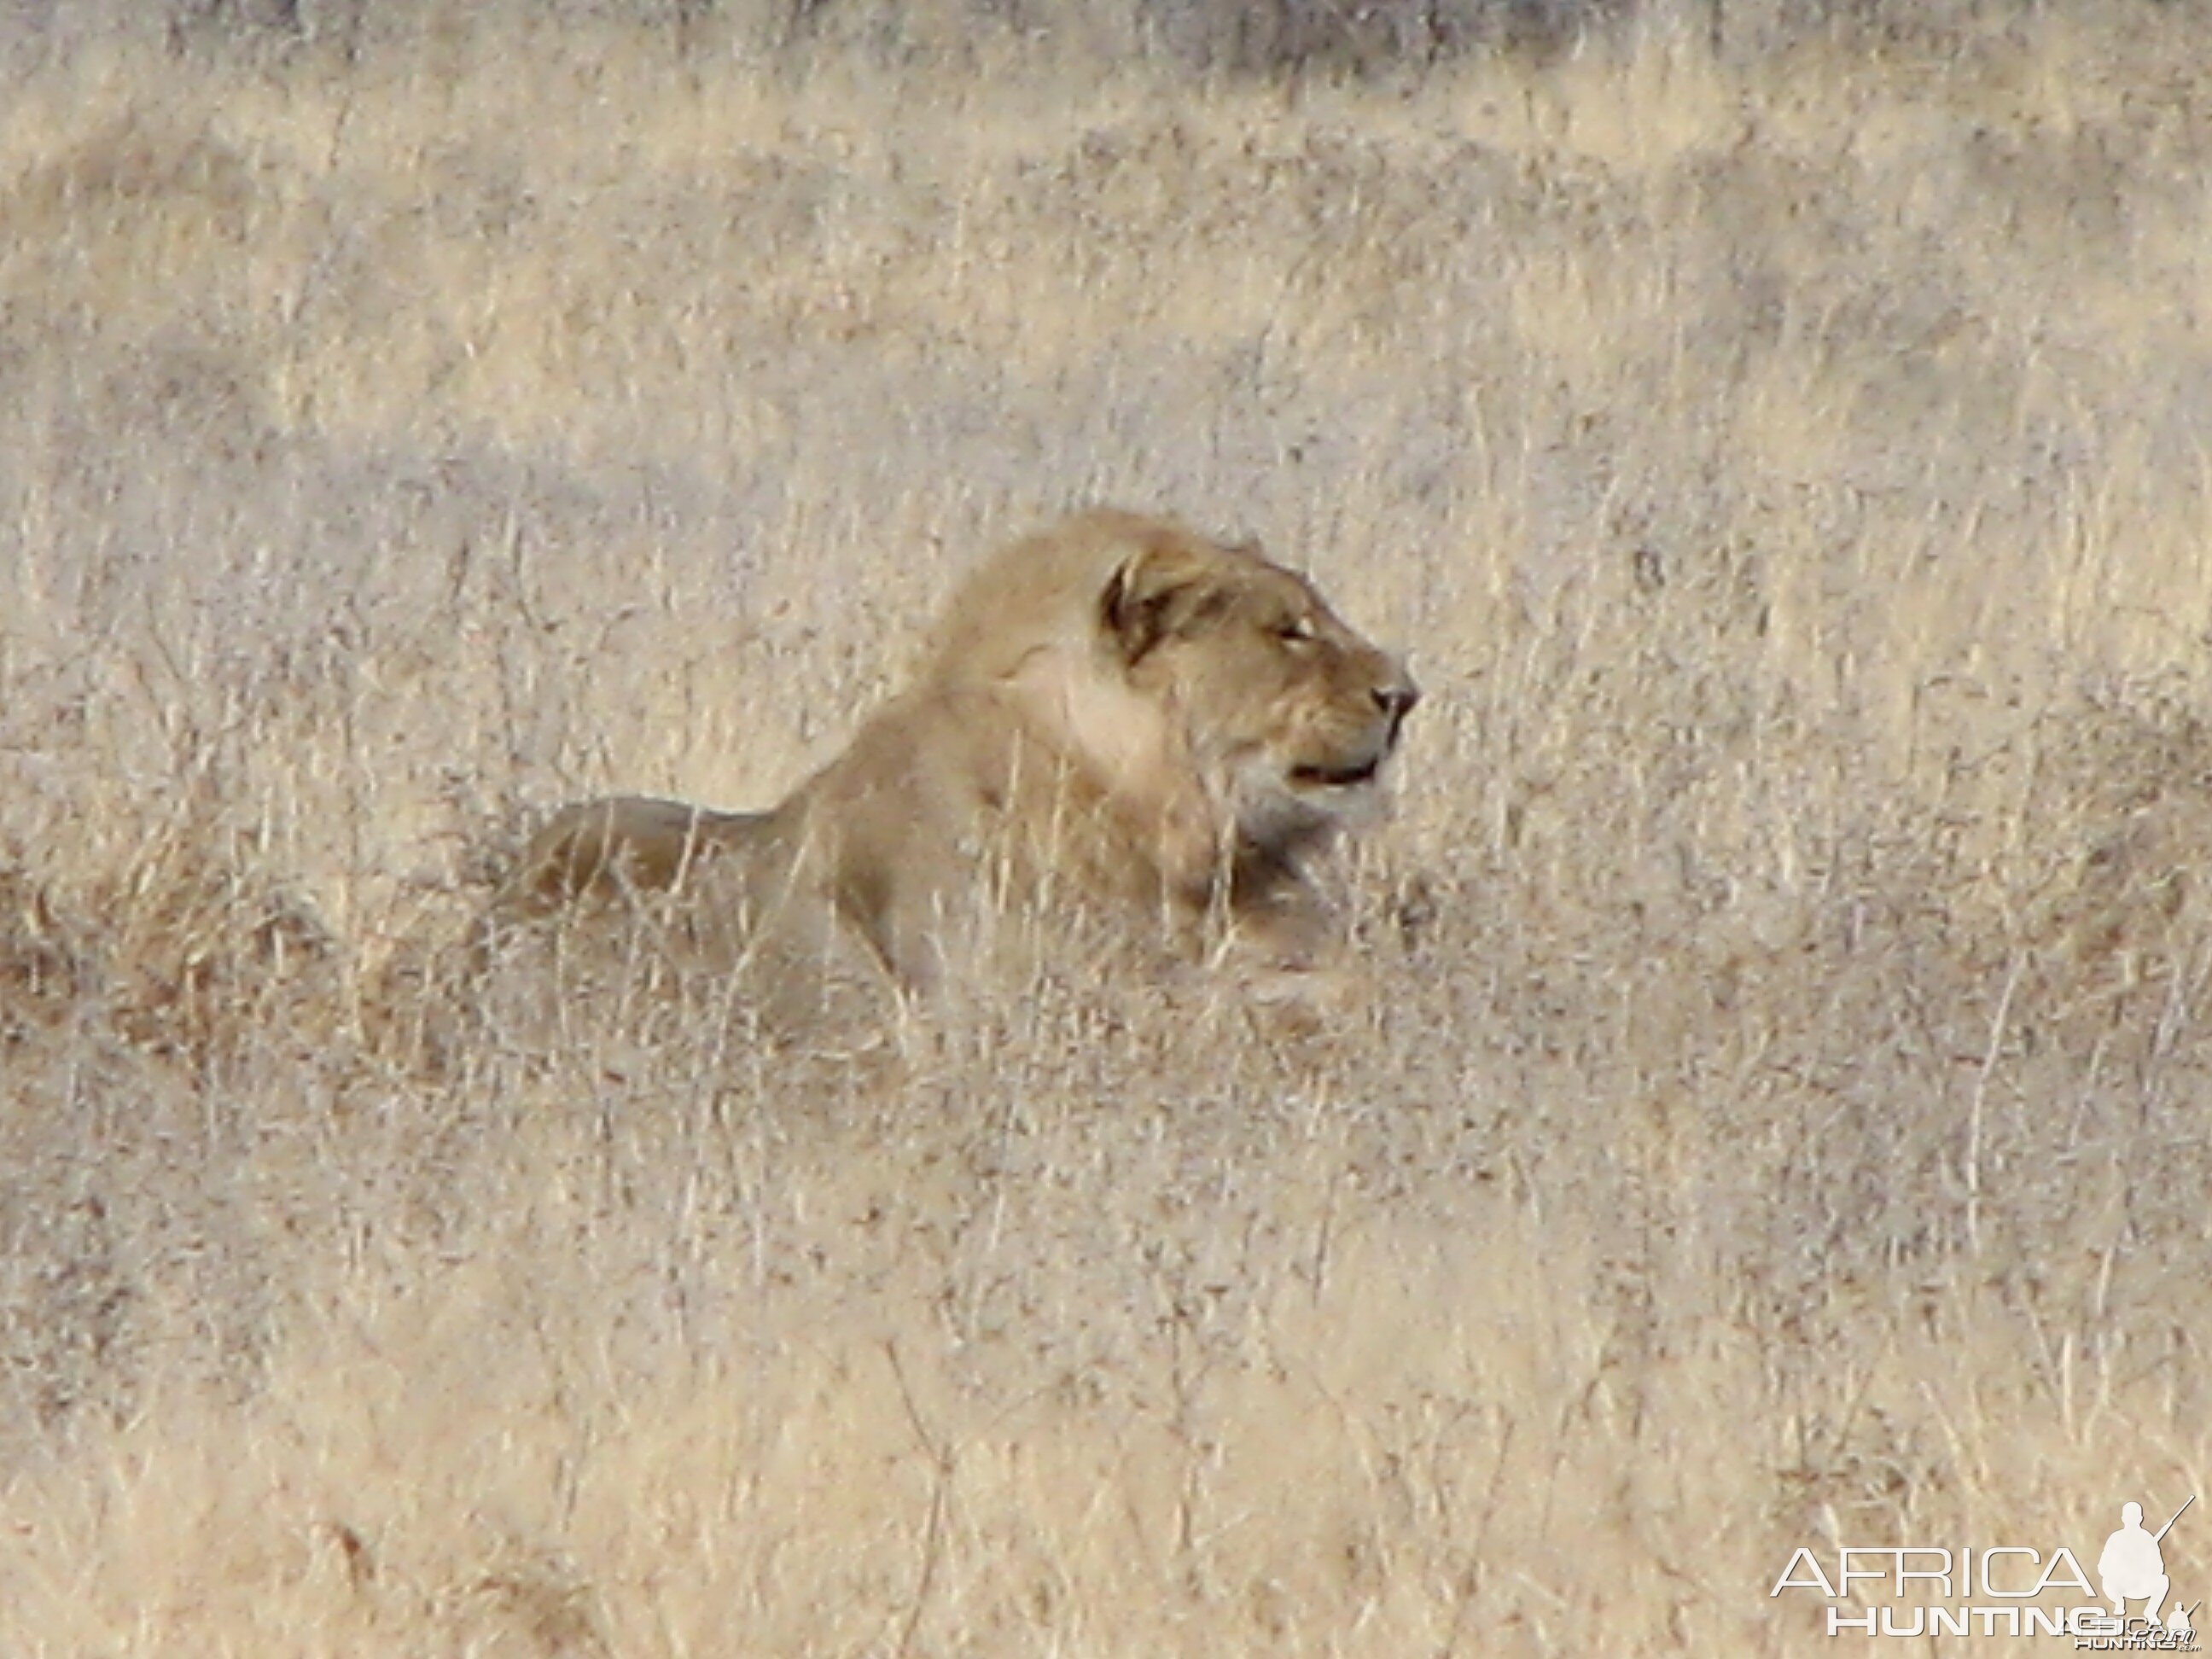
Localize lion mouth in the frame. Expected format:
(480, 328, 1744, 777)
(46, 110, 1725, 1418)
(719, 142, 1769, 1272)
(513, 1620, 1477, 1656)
(1290, 756, 1383, 790)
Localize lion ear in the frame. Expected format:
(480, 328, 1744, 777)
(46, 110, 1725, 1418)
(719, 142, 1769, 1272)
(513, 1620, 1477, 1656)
(1099, 546, 1208, 665)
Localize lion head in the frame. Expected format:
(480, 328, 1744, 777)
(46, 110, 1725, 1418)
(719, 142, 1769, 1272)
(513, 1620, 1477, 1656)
(926, 509, 1417, 907)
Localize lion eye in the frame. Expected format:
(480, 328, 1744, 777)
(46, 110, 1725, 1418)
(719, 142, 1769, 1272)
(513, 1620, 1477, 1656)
(1276, 616, 1318, 645)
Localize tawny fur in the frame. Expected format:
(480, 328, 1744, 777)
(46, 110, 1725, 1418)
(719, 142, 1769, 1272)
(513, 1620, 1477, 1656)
(490, 509, 1417, 1012)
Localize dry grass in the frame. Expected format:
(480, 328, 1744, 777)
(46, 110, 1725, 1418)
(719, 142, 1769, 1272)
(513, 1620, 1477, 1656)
(2, 3, 2209, 1652)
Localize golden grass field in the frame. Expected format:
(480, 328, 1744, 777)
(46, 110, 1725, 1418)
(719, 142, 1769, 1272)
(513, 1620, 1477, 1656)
(2, 2, 2209, 1650)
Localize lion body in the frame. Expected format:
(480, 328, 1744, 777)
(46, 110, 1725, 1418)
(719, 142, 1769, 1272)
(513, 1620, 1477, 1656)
(489, 509, 1416, 1020)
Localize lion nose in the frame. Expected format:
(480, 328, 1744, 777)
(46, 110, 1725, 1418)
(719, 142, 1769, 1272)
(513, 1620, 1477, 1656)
(1374, 678, 1419, 735)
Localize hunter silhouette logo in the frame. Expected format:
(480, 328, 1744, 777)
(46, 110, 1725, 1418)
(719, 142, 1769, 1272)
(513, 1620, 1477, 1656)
(1769, 1493, 2198, 1642)
(2099, 1497, 2189, 1627)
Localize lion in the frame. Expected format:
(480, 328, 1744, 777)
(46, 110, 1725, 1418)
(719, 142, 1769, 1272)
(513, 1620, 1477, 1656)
(485, 509, 1418, 1026)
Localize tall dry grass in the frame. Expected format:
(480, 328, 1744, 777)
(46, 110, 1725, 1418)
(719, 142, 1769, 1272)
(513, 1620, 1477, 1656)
(1, 3, 2209, 1651)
